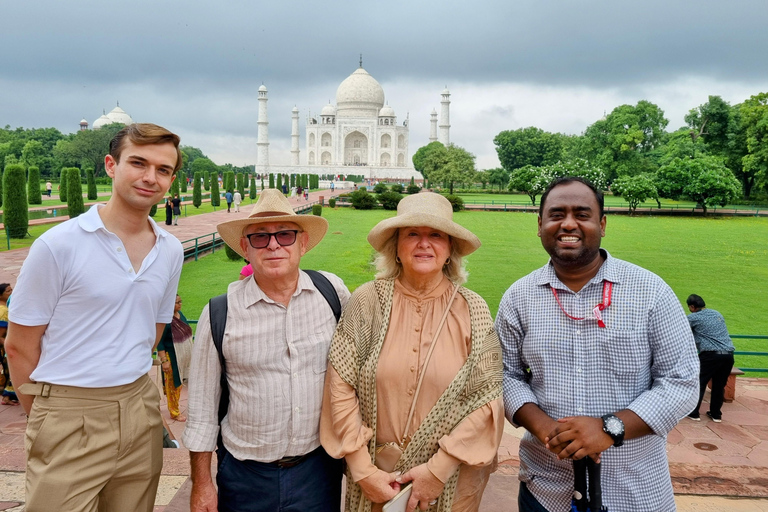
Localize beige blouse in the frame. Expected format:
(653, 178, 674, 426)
(321, 277, 504, 509)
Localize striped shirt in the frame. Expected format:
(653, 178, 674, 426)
(496, 251, 699, 512)
(183, 270, 350, 461)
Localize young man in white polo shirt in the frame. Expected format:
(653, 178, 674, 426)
(6, 123, 184, 512)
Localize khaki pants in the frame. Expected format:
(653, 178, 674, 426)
(20, 375, 163, 512)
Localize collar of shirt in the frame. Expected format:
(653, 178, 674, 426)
(535, 249, 624, 292)
(241, 269, 322, 308)
(78, 203, 169, 241)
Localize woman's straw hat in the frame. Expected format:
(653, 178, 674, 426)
(217, 189, 328, 259)
(367, 192, 481, 256)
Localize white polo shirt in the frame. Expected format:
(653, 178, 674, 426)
(10, 204, 183, 387)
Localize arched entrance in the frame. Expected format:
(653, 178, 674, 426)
(344, 131, 368, 166)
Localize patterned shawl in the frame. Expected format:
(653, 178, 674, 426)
(328, 278, 502, 512)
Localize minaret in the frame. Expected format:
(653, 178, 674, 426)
(439, 87, 450, 146)
(429, 109, 438, 142)
(256, 84, 270, 173)
(291, 106, 300, 166)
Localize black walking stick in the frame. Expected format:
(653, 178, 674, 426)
(571, 457, 606, 512)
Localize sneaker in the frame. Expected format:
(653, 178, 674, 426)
(687, 413, 700, 421)
(706, 411, 722, 423)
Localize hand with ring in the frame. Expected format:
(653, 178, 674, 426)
(395, 463, 444, 511)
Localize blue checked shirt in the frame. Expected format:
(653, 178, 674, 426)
(496, 251, 699, 512)
(687, 308, 734, 353)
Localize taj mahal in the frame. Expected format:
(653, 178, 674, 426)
(255, 61, 451, 180)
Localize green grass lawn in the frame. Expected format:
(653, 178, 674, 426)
(177, 207, 768, 372)
(455, 192, 763, 211)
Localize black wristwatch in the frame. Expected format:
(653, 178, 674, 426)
(601, 414, 625, 447)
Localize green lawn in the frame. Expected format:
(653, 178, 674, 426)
(177, 207, 768, 372)
(455, 192, 763, 211)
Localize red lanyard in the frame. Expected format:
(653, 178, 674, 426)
(550, 280, 613, 328)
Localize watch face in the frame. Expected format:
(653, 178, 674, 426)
(605, 416, 623, 435)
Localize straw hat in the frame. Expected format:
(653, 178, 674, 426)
(367, 192, 481, 256)
(217, 189, 329, 259)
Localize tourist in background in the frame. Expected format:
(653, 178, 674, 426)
(172, 193, 182, 225)
(0, 284, 18, 406)
(165, 195, 173, 225)
(321, 193, 503, 512)
(686, 294, 735, 423)
(157, 294, 193, 421)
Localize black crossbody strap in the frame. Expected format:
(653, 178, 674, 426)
(304, 270, 342, 322)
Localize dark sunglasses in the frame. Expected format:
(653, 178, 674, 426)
(245, 230, 300, 249)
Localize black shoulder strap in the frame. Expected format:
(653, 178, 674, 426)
(304, 269, 342, 322)
(208, 293, 229, 453)
(206, 271, 341, 455)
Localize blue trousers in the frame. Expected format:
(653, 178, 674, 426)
(518, 482, 551, 512)
(216, 446, 343, 512)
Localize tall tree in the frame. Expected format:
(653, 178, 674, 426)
(193, 172, 202, 208)
(22, 140, 46, 170)
(740, 92, 768, 195)
(412, 141, 445, 179)
(3, 163, 28, 238)
(611, 174, 659, 213)
(582, 100, 668, 181)
(487, 167, 510, 191)
(250, 175, 257, 200)
(508, 165, 551, 205)
(493, 127, 563, 171)
(86, 167, 97, 200)
(424, 144, 476, 194)
(27, 165, 42, 205)
(67, 167, 85, 218)
(685, 95, 732, 154)
(53, 123, 124, 176)
(58, 167, 69, 202)
(656, 155, 741, 213)
(210, 173, 220, 207)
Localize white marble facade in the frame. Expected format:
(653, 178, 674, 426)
(305, 67, 410, 170)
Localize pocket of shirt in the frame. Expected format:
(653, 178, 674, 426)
(311, 332, 331, 374)
(601, 328, 649, 376)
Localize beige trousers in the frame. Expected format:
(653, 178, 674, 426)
(20, 375, 163, 512)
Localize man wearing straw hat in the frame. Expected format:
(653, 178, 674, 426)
(184, 189, 351, 512)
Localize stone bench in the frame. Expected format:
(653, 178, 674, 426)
(708, 367, 745, 403)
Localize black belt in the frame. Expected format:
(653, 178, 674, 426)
(701, 350, 734, 355)
(267, 446, 320, 469)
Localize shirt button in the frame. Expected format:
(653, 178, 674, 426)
(577, 407, 583, 412)
(292, 437, 296, 442)
(577, 368, 582, 373)
(410, 366, 415, 372)
(293, 373, 298, 378)
(408, 389, 414, 396)
(412, 347, 417, 353)
(116, 247, 122, 252)
(295, 407, 300, 412)
(415, 328, 420, 332)
(576, 330, 581, 334)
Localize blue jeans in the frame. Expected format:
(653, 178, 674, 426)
(216, 446, 343, 512)
(518, 482, 551, 512)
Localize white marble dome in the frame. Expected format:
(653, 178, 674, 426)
(106, 106, 133, 125)
(92, 113, 112, 129)
(335, 67, 385, 118)
(379, 105, 395, 117)
(259, 84, 267, 92)
(321, 103, 336, 116)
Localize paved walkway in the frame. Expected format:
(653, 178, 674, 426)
(1, 377, 766, 510)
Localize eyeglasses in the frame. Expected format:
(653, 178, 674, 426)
(245, 230, 300, 249)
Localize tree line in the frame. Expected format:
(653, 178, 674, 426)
(412, 92, 768, 213)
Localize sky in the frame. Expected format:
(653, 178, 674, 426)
(2, 1, 767, 170)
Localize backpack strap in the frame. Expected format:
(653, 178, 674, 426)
(304, 270, 342, 322)
(208, 293, 229, 455)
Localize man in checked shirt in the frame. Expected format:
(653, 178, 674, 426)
(496, 177, 699, 512)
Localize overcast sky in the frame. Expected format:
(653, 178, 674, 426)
(2, 1, 767, 169)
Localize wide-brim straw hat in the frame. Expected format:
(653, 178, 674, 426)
(367, 192, 481, 256)
(217, 189, 328, 259)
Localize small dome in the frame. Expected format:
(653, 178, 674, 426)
(442, 88, 450, 95)
(379, 105, 395, 117)
(321, 103, 336, 116)
(431, 108, 437, 115)
(335, 67, 385, 118)
(106, 105, 133, 125)
(79, 118, 89, 126)
(92, 114, 112, 130)
(259, 84, 267, 92)
(292, 106, 299, 113)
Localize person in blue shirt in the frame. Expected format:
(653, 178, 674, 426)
(686, 294, 735, 423)
(225, 190, 233, 213)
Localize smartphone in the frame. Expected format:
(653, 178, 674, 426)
(382, 483, 413, 512)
